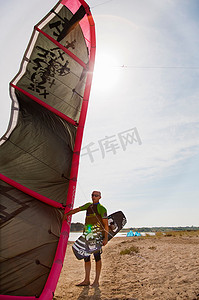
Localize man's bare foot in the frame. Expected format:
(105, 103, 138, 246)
(90, 282, 99, 288)
(76, 281, 90, 286)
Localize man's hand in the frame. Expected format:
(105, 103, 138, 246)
(62, 214, 68, 221)
(62, 207, 81, 222)
(102, 237, 108, 246)
(102, 218, 109, 246)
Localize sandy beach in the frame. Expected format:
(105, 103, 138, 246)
(54, 234, 199, 300)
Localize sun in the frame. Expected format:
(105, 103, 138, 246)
(92, 52, 120, 92)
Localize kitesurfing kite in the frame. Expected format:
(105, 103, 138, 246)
(0, 0, 95, 298)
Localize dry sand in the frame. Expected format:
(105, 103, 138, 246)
(54, 234, 199, 300)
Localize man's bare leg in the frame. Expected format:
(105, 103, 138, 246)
(91, 259, 101, 287)
(76, 261, 91, 286)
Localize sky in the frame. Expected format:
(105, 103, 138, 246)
(0, 0, 199, 227)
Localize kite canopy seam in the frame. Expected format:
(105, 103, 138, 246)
(10, 83, 79, 127)
(35, 27, 88, 70)
(0, 174, 65, 210)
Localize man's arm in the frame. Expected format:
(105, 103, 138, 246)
(102, 218, 109, 246)
(63, 207, 81, 221)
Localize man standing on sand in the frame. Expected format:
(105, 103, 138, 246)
(63, 191, 109, 287)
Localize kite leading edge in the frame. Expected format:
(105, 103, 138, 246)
(0, 0, 96, 299)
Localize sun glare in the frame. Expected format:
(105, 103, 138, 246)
(92, 53, 120, 92)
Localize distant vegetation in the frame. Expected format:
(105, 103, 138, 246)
(158, 230, 199, 237)
(122, 226, 199, 232)
(70, 223, 199, 233)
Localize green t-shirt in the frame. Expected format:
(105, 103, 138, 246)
(79, 202, 107, 219)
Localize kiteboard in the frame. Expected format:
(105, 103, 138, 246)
(72, 211, 127, 260)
